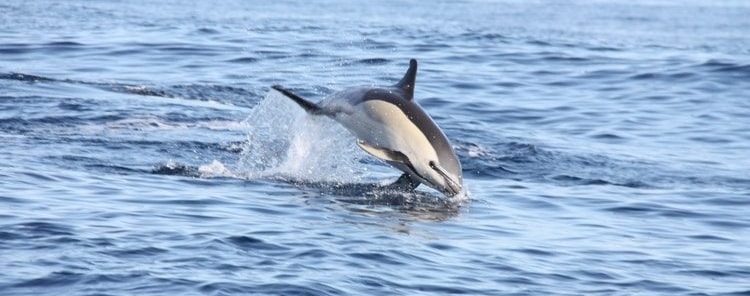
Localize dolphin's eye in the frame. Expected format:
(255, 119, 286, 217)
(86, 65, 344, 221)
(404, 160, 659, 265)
(429, 161, 438, 170)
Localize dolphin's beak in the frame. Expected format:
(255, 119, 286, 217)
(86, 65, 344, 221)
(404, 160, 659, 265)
(429, 161, 462, 196)
(444, 176, 462, 196)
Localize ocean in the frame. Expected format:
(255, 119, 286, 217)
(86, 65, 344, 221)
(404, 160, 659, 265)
(1, 0, 749, 295)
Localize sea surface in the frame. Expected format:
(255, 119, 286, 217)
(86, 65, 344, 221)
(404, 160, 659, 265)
(2, 0, 750, 295)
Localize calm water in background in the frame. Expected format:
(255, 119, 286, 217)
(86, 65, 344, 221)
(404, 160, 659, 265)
(2, 0, 750, 295)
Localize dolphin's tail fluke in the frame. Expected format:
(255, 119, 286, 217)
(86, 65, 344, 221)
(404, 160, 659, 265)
(271, 85, 324, 115)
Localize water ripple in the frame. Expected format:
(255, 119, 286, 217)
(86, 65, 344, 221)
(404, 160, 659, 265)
(2, 0, 749, 295)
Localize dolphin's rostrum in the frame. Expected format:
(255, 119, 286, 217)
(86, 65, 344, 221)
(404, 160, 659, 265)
(272, 59, 463, 197)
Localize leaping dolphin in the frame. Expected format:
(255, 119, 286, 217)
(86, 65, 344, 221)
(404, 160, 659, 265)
(272, 59, 463, 197)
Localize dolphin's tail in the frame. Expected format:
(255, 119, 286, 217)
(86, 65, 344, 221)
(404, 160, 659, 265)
(271, 85, 324, 115)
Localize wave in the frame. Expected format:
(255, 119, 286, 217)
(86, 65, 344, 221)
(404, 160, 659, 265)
(58, 86, 744, 202)
(0, 71, 258, 108)
(6, 72, 746, 203)
(454, 138, 750, 191)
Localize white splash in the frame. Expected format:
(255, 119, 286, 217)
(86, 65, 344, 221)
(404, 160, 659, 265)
(236, 90, 392, 183)
(198, 160, 233, 178)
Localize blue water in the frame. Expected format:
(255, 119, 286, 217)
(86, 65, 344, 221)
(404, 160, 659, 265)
(2, 0, 750, 295)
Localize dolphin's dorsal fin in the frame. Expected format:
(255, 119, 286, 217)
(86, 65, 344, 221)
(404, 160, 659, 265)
(394, 59, 417, 100)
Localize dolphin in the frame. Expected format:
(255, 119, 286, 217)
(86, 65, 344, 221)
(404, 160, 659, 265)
(271, 59, 463, 197)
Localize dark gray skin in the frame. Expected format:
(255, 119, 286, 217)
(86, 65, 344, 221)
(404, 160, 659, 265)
(272, 59, 463, 196)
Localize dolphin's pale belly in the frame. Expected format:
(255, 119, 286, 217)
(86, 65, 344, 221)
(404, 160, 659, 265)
(335, 100, 439, 164)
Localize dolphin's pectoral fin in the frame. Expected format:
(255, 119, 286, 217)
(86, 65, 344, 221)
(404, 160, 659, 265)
(356, 140, 408, 163)
(385, 173, 420, 191)
(357, 140, 422, 192)
(272, 85, 324, 115)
